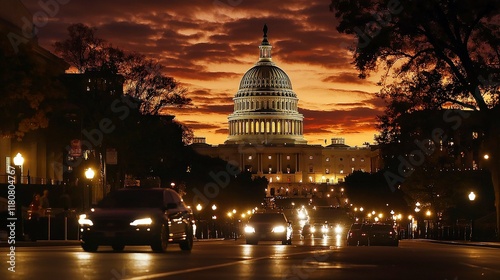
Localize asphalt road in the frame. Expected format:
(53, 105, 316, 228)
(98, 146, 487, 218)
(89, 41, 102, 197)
(2, 236, 500, 280)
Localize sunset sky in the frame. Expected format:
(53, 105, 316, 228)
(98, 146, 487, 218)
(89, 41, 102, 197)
(21, 0, 385, 146)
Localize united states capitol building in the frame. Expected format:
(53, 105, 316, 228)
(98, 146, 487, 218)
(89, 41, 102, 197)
(192, 26, 381, 199)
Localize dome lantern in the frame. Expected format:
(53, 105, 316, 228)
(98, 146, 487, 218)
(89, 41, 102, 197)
(259, 24, 272, 61)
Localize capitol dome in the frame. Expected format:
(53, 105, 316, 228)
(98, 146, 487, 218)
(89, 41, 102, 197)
(238, 65, 294, 92)
(225, 25, 306, 145)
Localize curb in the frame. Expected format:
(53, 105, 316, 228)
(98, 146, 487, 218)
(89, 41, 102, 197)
(427, 240, 500, 249)
(1, 238, 233, 247)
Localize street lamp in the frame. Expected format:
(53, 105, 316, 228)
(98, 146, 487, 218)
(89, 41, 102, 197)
(13, 153, 24, 184)
(84, 168, 95, 210)
(468, 191, 476, 241)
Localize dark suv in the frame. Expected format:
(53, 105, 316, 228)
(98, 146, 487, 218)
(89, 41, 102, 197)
(78, 188, 194, 252)
(244, 212, 293, 245)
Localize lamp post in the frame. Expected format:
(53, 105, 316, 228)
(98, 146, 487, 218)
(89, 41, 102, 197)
(195, 204, 203, 239)
(85, 168, 95, 210)
(13, 153, 24, 184)
(468, 191, 476, 241)
(211, 204, 217, 238)
(425, 210, 432, 239)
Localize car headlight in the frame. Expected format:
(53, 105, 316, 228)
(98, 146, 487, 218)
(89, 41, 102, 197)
(334, 225, 343, 234)
(244, 225, 255, 233)
(321, 227, 328, 233)
(78, 214, 93, 226)
(272, 226, 286, 233)
(130, 217, 153, 226)
(310, 226, 316, 233)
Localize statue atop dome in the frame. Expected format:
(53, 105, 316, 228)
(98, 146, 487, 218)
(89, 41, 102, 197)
(261, 24, 270, 46)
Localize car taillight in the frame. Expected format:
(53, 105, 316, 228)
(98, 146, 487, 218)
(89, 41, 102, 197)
(361, 233, 366, 236)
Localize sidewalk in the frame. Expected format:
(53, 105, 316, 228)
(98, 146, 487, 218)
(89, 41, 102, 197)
(407, 238, 500, 249)
(0, 240, 81, 247)
(1, 237, 229, 247)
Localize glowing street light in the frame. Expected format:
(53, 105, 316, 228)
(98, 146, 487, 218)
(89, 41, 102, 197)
(13, 153, 24, 184)
(212, 204, 217, 211)
(468, 191, 476, 201)
(196, 204, 203, 211)
(13, 153, 24, 166)
(85, 168, 95, 179)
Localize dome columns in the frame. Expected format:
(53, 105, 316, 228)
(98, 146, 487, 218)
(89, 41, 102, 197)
(228, 118, 304, 137)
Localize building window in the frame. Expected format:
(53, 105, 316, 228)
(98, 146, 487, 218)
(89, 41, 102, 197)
(351, 167, 355, 173)
(326, 157, 330, 162)
(309, 155, 313, 160)
(309, 165, 313, 173)
(325, 168, 330, 174)
(248, 155, 252, 160)
(268, 165, 272, 173)
(287, 165, 291, 174)
(340, 170, 344, 174)
(268, 155, 272, 159)
(361, 158, 365, 162)
(339, 158, 343, 161)
(286, 155, 290, 160)
(351, 157, 355, 161)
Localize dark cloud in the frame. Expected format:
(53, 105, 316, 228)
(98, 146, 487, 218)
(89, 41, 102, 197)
(19, 0, 383, 144)
(322, 72, 373, 84)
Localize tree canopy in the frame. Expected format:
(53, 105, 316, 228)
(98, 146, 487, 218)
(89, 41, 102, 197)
(330, 0, 500, 236)
(330, 0, 499, 113)
(0, 33, 67, 139)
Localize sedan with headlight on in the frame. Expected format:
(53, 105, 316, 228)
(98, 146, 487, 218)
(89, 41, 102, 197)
(244, 212, 292, 245)
(78, 187, 194, 252)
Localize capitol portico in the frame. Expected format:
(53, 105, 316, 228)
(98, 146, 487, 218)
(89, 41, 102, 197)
(192, 25, 381, 200)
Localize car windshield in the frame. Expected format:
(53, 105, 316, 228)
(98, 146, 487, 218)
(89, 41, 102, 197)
(97, 190, 163, 208)
(350, 223, 362, 230)
(250, 213, 286, 223)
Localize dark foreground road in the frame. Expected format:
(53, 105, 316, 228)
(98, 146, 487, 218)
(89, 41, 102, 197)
(2, 237, 500, 280)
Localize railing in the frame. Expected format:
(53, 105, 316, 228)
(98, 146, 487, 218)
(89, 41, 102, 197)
(24, 208, 80, 241)
(0, 175, 61, 185)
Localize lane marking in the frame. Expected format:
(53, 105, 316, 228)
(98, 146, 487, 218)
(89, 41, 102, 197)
(122, 249, 332, 280)
(459, 262, 500, 274)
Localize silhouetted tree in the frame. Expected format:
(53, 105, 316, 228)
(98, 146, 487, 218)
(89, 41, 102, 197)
(0, 33, 67, 139)
(331, 0, 500, 237)
(54, 23, 191, 115)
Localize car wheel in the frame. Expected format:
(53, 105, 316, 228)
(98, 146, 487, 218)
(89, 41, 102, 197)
(112, 243, 125, 252)
(151, 224, 168, 253)
(81, 242, 98, 252)
(179, 226, 193, 251)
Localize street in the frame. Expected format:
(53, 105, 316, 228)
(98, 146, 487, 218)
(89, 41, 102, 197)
(2, 237, 500, 280)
